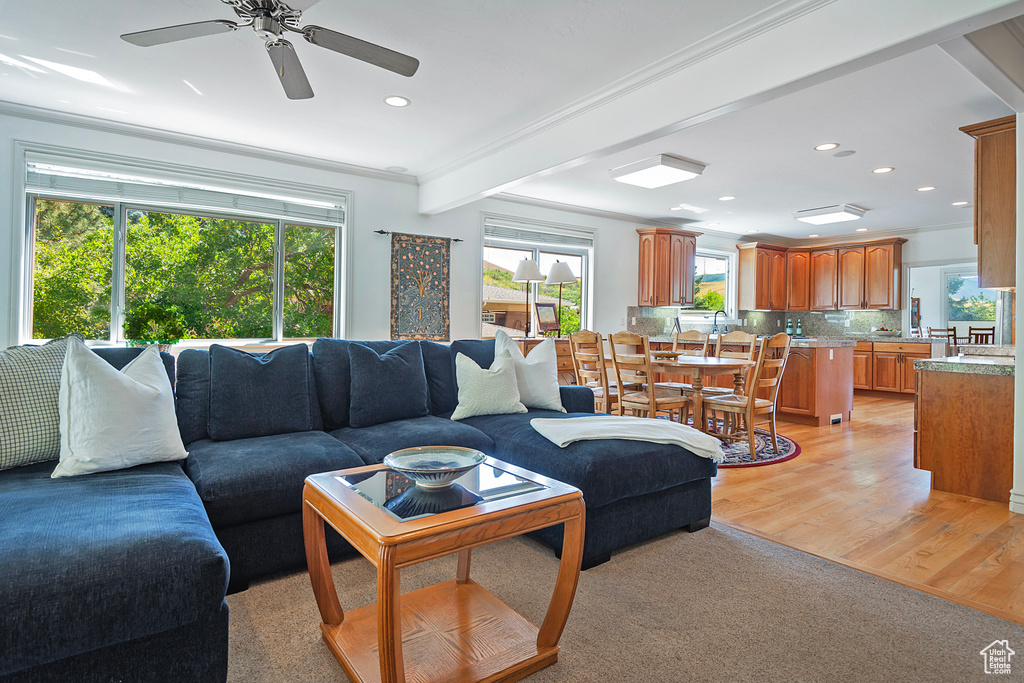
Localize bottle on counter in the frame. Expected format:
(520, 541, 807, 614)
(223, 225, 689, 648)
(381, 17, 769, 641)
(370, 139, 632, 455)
(796, 319, 802, 336)
(785, 319, 794, 335)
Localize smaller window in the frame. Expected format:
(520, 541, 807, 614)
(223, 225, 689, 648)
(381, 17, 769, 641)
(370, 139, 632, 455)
(681, 250, 733, 316)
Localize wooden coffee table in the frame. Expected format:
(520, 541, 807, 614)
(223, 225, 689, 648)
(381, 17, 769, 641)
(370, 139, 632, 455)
(302, 456, 585, 683)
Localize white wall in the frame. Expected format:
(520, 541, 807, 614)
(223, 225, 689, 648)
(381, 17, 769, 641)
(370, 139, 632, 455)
(0, 110, 648, 348)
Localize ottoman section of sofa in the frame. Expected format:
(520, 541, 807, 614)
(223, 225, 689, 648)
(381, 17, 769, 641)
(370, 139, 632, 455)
(329, 415, 495, 464)
(184, 430, 364, 529)
(0, 461, 229, 678)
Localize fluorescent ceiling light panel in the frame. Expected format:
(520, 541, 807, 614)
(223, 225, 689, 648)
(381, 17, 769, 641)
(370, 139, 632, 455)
(610, 154, 706, 189)
(793, 204, 866, 225)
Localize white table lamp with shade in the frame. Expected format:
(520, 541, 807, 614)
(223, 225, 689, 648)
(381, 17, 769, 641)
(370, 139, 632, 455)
(512, 258, 544, 337)
(545, 260, 578, 337)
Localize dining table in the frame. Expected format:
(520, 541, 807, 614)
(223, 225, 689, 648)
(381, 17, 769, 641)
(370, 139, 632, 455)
(648, 356, 756, 434)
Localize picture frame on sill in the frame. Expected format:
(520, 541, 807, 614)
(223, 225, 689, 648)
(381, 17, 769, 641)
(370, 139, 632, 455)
(535, 303, 559, 333)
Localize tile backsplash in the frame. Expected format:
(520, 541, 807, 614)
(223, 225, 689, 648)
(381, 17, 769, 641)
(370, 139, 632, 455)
(626, 306, 903, 338)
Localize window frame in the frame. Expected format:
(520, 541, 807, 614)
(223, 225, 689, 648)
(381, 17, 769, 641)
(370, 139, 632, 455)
(24, 194, 346, 346)
(939, 265, 1002, 343)
(481, 237, 592, 338)
(679, 247, 737, 320)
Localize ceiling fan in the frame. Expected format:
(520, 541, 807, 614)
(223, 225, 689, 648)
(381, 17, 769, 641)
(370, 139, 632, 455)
(120, 0, 419, 100)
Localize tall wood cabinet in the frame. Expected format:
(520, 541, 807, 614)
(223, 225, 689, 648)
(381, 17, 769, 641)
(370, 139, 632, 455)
(961, 115, 1016, 290)
(737, 243, 787, 310)
(636, 227, 700, 307)
(786, 250, 811, 311)
(809, 249, 838, 310)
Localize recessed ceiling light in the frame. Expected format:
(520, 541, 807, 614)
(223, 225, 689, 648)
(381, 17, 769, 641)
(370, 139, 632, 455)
(675, 203, 708, 213)
(384, 95, 410, 107)
(855, 228, 869, 232)
(916, 186, 935, 192)
(669, 207, 683, 211)
(872, 167, 895, 174)
(808, 234, 820, 238)
(718, 195, 736, 201)
(952, 201, 969, 206)
(610, 154, 706, 189)
(385, 166, 407, 173)
(814, 143, 839, 151)
(706, 222, 721, 228)
(793, 204, 866, 225)
(832, 150, 856, 157)
(746, 229, 758, 234)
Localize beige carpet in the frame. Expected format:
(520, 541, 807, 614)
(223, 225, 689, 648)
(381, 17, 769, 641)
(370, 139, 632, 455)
(227, 524, 1023, 682)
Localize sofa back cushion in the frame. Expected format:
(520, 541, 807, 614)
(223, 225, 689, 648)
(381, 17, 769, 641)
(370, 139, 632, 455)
(348, 342, 430, 428)
(209, 344, 313, 441)
(312, 339, 407, 430)
(420, 340, 458, 415)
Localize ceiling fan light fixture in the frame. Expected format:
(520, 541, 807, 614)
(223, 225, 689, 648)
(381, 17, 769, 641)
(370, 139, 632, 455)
(610, 154, 706, 189)
(793, 204, 866, 225)
(384, 95, 410, 107)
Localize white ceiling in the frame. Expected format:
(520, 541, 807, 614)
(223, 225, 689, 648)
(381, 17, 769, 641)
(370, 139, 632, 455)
(507, 46, 1013, 240)
(0, 0, 1018, 241)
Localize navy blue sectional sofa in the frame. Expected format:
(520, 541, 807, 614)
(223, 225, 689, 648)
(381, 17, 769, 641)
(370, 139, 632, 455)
(0, 338, 716, 683)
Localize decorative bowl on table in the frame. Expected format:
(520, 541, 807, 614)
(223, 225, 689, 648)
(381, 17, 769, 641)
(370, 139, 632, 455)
(650, 350, 683, 359)
(383, 446, 486, 489)
(873, 329, 901, 337)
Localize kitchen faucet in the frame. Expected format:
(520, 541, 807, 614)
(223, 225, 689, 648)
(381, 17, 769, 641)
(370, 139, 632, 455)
(712, 309, 726, 335)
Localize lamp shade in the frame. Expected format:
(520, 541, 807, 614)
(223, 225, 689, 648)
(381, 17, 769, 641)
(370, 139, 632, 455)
(545, 260, 577, 285)
(512, 258, 544, 282)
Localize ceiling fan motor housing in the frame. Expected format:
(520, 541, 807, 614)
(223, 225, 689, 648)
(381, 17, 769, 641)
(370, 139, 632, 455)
(253, 13, 282, 40)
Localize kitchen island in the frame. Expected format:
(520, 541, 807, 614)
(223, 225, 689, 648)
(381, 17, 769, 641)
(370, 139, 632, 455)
(915, 354, 1015, 503)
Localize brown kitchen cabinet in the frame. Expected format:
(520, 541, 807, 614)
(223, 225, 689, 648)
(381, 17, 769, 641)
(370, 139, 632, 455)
(864, 242, 898, 308)
(837, 246, 865, 310)
(786, 250, 811, 311)
(775, 345, 854, 426)
(809, 249, 838, 310)
(737, 243, 787, 310)
(867, 341, 936, 393)
(636, 227, 700, 307)
(853, 341, 873, 390)
(961, 115, 1016, 290)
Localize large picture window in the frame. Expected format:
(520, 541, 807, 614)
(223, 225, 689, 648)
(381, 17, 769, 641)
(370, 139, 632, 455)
(24, 157, 345, 343)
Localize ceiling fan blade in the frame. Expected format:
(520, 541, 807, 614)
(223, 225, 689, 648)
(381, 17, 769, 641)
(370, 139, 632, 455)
(280, 0, 322, 10)
(267, 40, 314, 100)
(121, 20, 238, 47)
(303, 26, 419, 77)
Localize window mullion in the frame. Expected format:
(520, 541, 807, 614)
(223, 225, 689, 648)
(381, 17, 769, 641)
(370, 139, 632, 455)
(110, 202, 127, 343)
(273, 220, 285, 342)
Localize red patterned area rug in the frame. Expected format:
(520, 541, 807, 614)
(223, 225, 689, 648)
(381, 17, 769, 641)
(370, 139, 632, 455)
(716, 427, 800, 468)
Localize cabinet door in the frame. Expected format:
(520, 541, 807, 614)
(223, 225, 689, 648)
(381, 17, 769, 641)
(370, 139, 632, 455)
(864, 243, 895, 309)
(872, 353, 900, 392)
(654, 233, 671, 306)
(810, 249, 838, 310)
(769, 250, 788, 310)
(787, 251, 810, 311)
(638, 232, 656, 306)
(853, 351, 873, 390)
(670, 234, 696, 307)
(755, 248, 772, 310)
(778, 348, 814, 414)
(838, 247, 865, 309)
(975, 127, 1016, 289)
(901, 352, 930, 394)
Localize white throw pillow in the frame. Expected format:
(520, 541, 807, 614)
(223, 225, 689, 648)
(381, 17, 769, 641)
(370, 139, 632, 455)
(494, 330, 565, 412)
(450, 351, 528, 421)
(52, 338, 188, 478)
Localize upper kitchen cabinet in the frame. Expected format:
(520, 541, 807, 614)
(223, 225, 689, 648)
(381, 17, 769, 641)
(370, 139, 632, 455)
(838, 240, 904, 310)
(737, 243, 787, 310)
(636, 227, 700, 307)
(961, 115, 1016, 290)
(837, 246, 866, 310)
(786, 250, 811, 311)
(809, 248, 838, 311)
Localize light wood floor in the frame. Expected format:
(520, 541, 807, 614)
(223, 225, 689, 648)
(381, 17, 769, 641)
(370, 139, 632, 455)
(711, 393, 1024, 624)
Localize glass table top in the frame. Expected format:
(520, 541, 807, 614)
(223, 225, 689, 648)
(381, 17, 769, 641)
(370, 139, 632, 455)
(336, 463, 547, 522)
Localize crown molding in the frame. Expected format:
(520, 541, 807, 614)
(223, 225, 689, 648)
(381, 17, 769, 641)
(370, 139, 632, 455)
(738, 220, 974, 247)
(419, 0, 837, 184)
(0, 99, 419, 186)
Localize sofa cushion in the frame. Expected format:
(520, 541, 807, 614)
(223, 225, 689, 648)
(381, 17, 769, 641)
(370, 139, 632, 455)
(348, 342, 429, 428)
(420, 340, 458, 415)
(0, 460, 228, 676)
(184, 431, 363, 528)
(330, 415, 494, 464)
(313, 339, 408, 430)
(458, 411, 717, 508)
(208, 344, 311, 441)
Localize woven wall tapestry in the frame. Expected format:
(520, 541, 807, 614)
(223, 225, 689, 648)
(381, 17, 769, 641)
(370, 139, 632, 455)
(390, 232, 451, 341)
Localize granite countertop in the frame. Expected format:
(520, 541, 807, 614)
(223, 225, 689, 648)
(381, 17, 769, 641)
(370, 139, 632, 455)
(836, 335, 948, 345)
(914, 355, 1015, 377)
(958, 344, 1015, 357)
(648, 335, 854, 348)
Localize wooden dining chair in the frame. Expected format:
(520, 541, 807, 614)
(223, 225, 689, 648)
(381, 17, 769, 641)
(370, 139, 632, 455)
(704, 332, 792, 460)
(927, 326, 956, 356)
(701, 330, 758, 397)
(968, 325, 995, 345)
(608, 331, 693, 421)
(568, 330, 619, 415)
(656, 330, 710, 398)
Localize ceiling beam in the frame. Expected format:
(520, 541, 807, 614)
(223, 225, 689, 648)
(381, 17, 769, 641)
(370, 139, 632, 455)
(418, 0, 1024, 215)
(942, 20, 1024, 112)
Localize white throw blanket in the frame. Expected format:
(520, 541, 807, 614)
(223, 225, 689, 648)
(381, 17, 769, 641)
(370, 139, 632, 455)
(530, 416, 725, 463)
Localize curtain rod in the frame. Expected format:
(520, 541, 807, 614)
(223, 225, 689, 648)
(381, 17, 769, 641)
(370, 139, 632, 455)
(374, 229, 463, 243)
